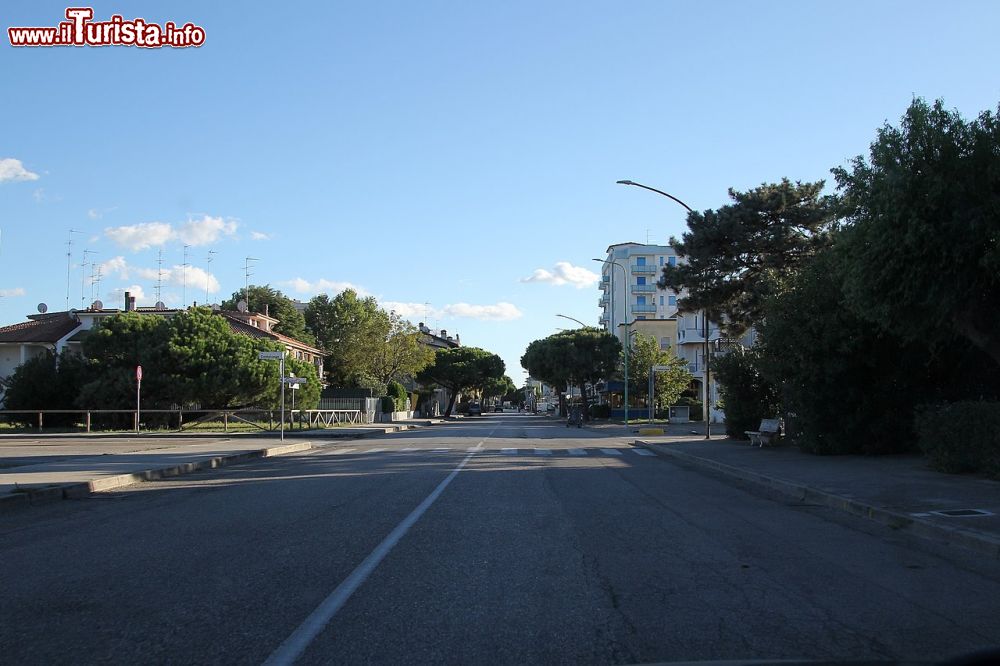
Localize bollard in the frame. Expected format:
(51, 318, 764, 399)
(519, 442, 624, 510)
(86, 411, 91, 433)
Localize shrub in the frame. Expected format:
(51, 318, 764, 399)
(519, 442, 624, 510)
(380, 396, 395, 413)
(387, 381, 408, 412)
(674, 396, 703, 422)
(915, 402, 1000, 479)
(712, 346, 781, 438)
(589, 404, 611, 419)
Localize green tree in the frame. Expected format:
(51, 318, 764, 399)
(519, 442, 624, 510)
(482, 375, 516, 405)
(304, 289, 383, 387)
(711, 345, 780, 438)
(658, 179, 838, 333)
(625, 333, 691, 412)
(1, 349, 88, 426)
(521, 328, 620, 419)
(417, 347, 505, 416)
(833, 98, 1000, 366)
(79, 311, 172, 408)
(367, 311, 435, 387)
(222, 284, 315, 346)
(521, 337, 570, 415)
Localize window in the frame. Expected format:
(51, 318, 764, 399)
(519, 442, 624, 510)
(668, 256, 676, 267)
(658, 256, 663, 266)
(636, 316, 646, 320)
(660, 336, 671, 349)
(637, 296, 646, 305)
(636, 256, 646, 266)
(669, 295, 676, 306)
(637, 276, 646, 285)
(659, 295, 664, 306)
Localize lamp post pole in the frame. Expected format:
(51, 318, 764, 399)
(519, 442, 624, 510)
(616, 179, 711, 439)
(593, 258, 629, 426)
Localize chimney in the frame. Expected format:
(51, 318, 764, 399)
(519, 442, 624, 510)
(124, 291, 131, 311)
(264, 303, 269, 317)
(440, 329, 447, 338)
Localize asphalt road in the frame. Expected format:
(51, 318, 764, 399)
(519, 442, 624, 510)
(2, 414, 999, 665)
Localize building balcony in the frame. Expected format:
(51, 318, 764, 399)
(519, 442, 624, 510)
(632, 304, 657, 314)
(678, 327, 722, 344)
(631, 284, 656, 293)
(598, 296, 609, 307)
(600, 276, 610, 290)
(630, 264, 658, 274)
(599, 314, 610, 323)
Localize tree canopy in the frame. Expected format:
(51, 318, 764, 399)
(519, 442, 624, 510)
(657, 179, 838, 333)
(417, 346, 505, 416)
(624, 333, 691, 409)
(520, 328, 620, 418)
(833, 98, 1000, 366)
(221, 284, 314, 346)
(304, 289, 433, 391)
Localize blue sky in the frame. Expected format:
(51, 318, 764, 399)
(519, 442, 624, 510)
(3, 1, 1000, 379)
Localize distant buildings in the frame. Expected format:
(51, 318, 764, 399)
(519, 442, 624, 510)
(0, 292, 324, 394)
(598, 242, 755, 422)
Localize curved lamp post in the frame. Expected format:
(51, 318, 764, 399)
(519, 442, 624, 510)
(593, 257, 630, 426)
(555, 313, 587, 328)
(616, 179, 711, 439)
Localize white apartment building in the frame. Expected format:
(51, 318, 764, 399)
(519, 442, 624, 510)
(598, 242, 755, 422)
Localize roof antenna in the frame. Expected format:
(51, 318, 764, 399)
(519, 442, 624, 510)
(244, 256, 260, 311)
(205, 250, 217, 303)
(66, 229, 82, 311)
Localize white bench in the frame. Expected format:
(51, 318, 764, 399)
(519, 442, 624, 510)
(745, 418, 781, 447)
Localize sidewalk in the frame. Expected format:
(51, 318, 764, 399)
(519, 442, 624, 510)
(636, 434, 1000, 559)
(0, 419, 443, 512)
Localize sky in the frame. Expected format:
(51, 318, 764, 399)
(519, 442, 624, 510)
(2, 1, 1000, 380)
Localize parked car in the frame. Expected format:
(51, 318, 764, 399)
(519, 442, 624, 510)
(494, 404, 503, 412)
(468, 402, 482, 415)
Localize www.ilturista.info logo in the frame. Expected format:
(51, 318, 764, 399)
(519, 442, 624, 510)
(8, 7, 205, 48)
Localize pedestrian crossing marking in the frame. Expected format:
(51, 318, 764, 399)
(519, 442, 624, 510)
(534, 449, 552, 455)
(567, 448, 587, 456)
(599, 448, 623, 456)
(331, 448, 356, 455)
(632, 449, 655, 456)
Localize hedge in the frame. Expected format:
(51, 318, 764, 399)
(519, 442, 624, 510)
(915, 402, 1000, 479)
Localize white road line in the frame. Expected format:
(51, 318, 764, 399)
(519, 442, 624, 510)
(331, 448, 356, 455)
(263, 422, 500, 666)
(366, 448, 385, 454)
(567, 448, 587, 456)
(632, 449, 655, 456)
(534, 448, 552, 455)
(400, 447, 419, 452)
(431, 448, 451, 453)
(599, 448, 623, 456)
(500, 448, 518, 455)
(466, 446, 480, 452)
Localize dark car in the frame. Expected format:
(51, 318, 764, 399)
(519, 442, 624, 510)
(468, 402, 482, 415)
(494, 405, 503, 412)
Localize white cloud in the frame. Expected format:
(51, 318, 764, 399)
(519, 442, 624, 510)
(88, 209, 101, 220)
(282, 277, 370, 297)
(441, 302, 523, 321)
(380, 301, 438, 320)
(32, 188, 45, 202)
(99, 256, 130, 279)
(104, 222, 174, 251)
(0, 158, 39, 183)
(520, 261, 599, 289)
(0, 287, 26, 297)
(177, 215, 238, 246)
(380, 300, 523, 322)
(250, 231, 270, 241)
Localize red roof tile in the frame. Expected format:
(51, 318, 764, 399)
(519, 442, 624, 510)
(0, 314, 81, 344)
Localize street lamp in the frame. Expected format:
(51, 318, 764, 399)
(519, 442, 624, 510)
(555, 313, 587, 327)
(616, 179, 712, 439)
(593, 257, 630, 426)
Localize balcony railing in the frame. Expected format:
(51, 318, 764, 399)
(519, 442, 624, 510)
(630, 264, 657, 274)
(600, 277, 610, 290)
(631, 284, 656, 293)
(632, 304, 657, 313)
(598, 296, 609, 307)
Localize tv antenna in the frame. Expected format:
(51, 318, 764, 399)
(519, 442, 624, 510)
(93, 265, 103, 303)
(244, 256, 260, 311)
(181, 244, 190, 308)
(65, 229, 83, 310)
(154, 249, 165, 306)
(37, 302, 48, 314)
(81, 249, 97, 307)
(205, 250, 217, 303)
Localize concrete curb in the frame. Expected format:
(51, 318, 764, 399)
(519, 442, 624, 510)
(0, 441, 315, 513)
(637, 440, 1000, 561)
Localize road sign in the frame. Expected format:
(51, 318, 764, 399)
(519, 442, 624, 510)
(136, 365, 143, 381)
(652, 365, 671, 371)
(282, 376, 307, 385)
(258, 351, 286, 360)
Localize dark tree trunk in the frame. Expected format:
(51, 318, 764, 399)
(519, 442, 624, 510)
(444, 389, 457, 417)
